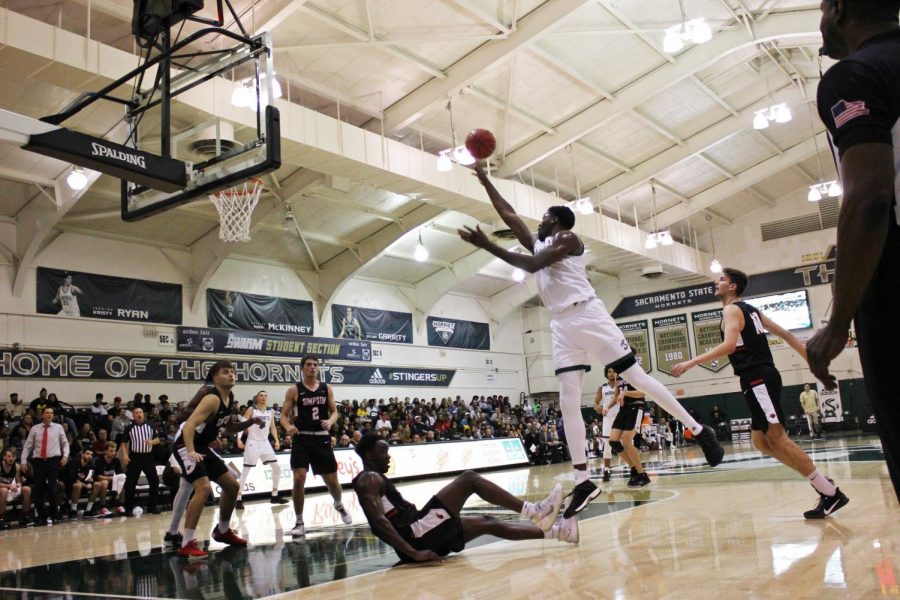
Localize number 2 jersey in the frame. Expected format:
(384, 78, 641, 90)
(293, 382, 329, 433)
(722, 301, 775, 376)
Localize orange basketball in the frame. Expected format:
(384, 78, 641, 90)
(465, 128, 496, 160)
(684, 428, 694, 440)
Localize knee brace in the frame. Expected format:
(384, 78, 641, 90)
(609, 440, 624, 455)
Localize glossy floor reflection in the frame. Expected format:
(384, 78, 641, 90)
(0, 435, 897, 600)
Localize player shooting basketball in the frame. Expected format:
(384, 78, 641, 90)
(460, 163, 724, 517)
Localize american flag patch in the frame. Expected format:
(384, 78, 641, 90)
(831, 99, 870, 128)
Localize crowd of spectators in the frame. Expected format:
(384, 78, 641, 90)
(0, 387, 573, 526)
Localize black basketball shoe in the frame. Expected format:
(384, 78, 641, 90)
(602, 469, 611, 483)
(804, 488, 849, 519)
(235, 499, 244, 510)
(562, 480, 600, 518)
(164, 531, 184, 546)
(628, 472, 651, 488)
(695, 425, 725, 467)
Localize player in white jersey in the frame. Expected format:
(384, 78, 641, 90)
(593, 367, 622, 483)
(235, 391, 286, 509)
(462, 164, 724, 517)
(52, 274, 83, 317)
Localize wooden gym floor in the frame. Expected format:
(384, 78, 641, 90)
(0, 435, 896, 599)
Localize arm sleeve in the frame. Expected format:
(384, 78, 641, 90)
(21, 429, 34, 462)
(817, 59, 894, 155)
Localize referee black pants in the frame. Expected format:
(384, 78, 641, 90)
(31, 456, 61, 519)
(124, 453, 159, 511)
(856, 222, 900, 502)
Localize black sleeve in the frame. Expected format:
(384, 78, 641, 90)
(817, 59, 894, 156)
(118, 425, 132, 447)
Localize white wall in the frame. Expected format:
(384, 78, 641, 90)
(0, 232, 529, 407)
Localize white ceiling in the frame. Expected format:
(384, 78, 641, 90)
(0, 0, 840, 315)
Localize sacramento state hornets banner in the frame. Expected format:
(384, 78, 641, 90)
(618, 321, 652, 373)
(36, 267, 181, 324)
(652, 314, 691, 376)
(331, 304, 413, 344)
(691, 309, 729, 372)
(207, 289, 313, 335)
(427, 316, 490, 350)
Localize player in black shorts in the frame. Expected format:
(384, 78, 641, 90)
(353, 433, 575, 563)
(280, 355, 351, 537)
(608, 376, 650, 487)
(673, 268, 849, 518)
(173, 361, 265, 559)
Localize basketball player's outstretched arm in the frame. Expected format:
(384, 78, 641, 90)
(355, 472, 441, 563)
(671, 304, 742, 377)
(458, 225, 579, 273)
(473, 164, 535, 252)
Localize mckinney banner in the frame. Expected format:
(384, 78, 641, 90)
(0, 349, 455, 386)
(618, 320, 652, 373)
(36, 267, 182, 324)
(652, 314, 691, 376)
(332, 304, 413, 344)
(612, 259, 836, 318)
(176, 327, 371, 362)
(691, 309, 730, 372)
(427, 316, 490, 350)
(207, 289, 313, 334)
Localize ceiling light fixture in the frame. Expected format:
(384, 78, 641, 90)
(663, 0, 712, 53)
(436, 151, 453, 172)
(231, 72, 283, 109)
(753, 44, 792, 129)
(706, 214, 722, 273)
(512, 267, 526, 282)
(414, 231, 429, 262)
(645, 183, 674, 249)
(434, 96, 476, 171)
(281, 204, 296, 231)
(805, 101, 842, 202)
(566, 145, 594, 215)
(66, 166, 88, 191)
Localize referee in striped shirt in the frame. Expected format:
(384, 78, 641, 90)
(118, 407, 161, 515)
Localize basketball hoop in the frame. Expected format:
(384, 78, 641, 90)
(209, 178, 264, 242)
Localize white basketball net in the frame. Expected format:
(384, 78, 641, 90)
(208, 179, 263, 242)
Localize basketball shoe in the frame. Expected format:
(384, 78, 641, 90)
(234, 499, 244, 510)
(695, 426, 725, 467)
(602, 469, 611, 483)
(804, 487, 849, 519)
(628, 472, 651, 488)
(164, 531, 184, 547)
(270, 495, 288, 504)
(562, 479, 600, 518)
(335, 503, 352, 525)
(291, 521, 305, 537)
(212, 526, 248, 546)
(178, 540, 208, 561)
(531, 483, 563, 531)
(547, 515, 579, 544)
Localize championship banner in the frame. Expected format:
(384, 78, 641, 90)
(691, 309, 729, 372)
(332, 303, 413, 344)
(652, 314, 691, 376)
(211, 439, 529, 499)
(177, 326, 370, 362)
(427, 316, 490, 350)
(0, 349, 455, 386)
(207, 289, 313, 335)
(612, 259, 836, 318)
(618, 320, 652, 373)
(36, 267, 182, 324)
(816, 383, 843, 423)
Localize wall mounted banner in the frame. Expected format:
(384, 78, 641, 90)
(618, 321, 652, 373)
(176, 326, 370, 362)
(36, 267, 182, 324)
(331, 303, 413, 344)
(207, 289, 313, 334)
(691, 309, 730, 372)
(0, 349, 454, 386)
(652, 314, 691, 376)
(816, 383, 843, 423)
(612, 259, 836, 318)
(427, 317, 490, 350)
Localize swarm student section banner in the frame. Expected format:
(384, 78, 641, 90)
(210, 438, 529, 498)
(0, 349, 455, 386)
(36, 267, 181, 324)
(331, 303, 413, 344)
(618, 321, 652, 373)
(177, 326, 370, 362)
(652, 314, 691, 376)
(691, 309, 730, 372)
(612, 259, 836, 318)
(427, 316, 490, 350)
(207, 289, 313, 334)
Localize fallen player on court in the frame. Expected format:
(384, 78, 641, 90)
(352, 433, 576, 563)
